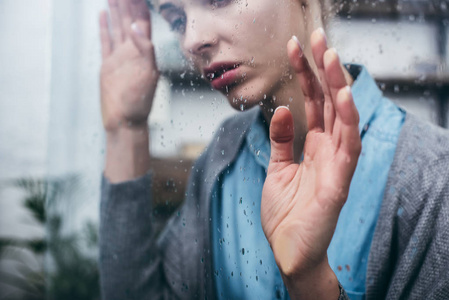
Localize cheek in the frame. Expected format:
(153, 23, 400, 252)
(231, 8, 296, 57)
(231, 22, 286, 61)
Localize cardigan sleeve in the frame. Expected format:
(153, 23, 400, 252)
(99, 173, 179, 300)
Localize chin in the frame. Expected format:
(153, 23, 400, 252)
(223, 92, 262, 112)
(227, 98, 260, 112)
(222, 80, 269, 112)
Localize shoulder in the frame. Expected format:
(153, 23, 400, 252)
(194, 107, 259, 170)
(396, 114, 449, 161)
(368, 114, 449, 298)
(392, 114, 449, 185)
(181, 107, 258, 207)
(385, 113, 449, 239)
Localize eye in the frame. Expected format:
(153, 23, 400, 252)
(160, 4, 187, 34)
(211, 0, 230, 8)
(169, 16, 186, 34)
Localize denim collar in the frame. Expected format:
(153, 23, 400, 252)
(345, 64, 383, 135)
(244, 64, 382, 168)
(246, 110, 271, 170)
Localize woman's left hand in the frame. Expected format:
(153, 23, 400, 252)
(261, 29, 361, 299)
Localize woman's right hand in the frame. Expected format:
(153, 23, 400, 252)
(99, 0, 157, 182)
(99, 0, 159, 134)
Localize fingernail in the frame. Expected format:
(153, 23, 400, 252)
(345, 85, 352, 95)
(131, 22, 144, 37)
(329, 47, 339, 59)
(291, 35, 304, 57)
(275, 106, 290, 114)
(318, 27, 327, 45)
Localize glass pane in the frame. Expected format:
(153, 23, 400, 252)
(0, 0, 448, 299)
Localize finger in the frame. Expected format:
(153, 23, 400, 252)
(310, 28, 334, 134)
(335, 86, 361, 156)
(118, 0, 133, 31)
(108, 0, 124, 44)
(130, 0, 151, 24)
(323, 48, 348, 148)
(287, 37, 324, 132)
(323, 48, 348, 120)
(130, 22, 155, 58)
(268, 106, 295, 172)
(99, 11, 112, 59)
(130, 0, 152, 38)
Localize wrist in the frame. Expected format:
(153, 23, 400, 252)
(105, 120, 148, 139)
(104, 123, 151, 183)
(281, 259, 340, 300)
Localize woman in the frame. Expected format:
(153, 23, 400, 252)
(98, 0, 449, 299)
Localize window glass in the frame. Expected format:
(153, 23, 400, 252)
(0, 0, 448, 299)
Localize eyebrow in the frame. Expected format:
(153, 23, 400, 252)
(159, 2, 177, 13)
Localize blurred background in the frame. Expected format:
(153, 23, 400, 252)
(0, 0, 448, 299)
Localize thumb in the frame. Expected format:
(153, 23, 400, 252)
(269, 106, 295, 168)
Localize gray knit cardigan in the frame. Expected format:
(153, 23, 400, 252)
(100, 109, 449, 300)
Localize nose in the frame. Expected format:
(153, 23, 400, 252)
(181, 12, 217, 57)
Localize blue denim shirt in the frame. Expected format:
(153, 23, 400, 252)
(211, 65, 405, 299)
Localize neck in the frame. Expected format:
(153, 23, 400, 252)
(259, 76, 308, 163)
(259, 63, 354, 163)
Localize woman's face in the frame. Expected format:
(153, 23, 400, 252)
(159, 0, 309, 110)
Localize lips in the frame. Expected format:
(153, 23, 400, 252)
(203, 62, 241, 90)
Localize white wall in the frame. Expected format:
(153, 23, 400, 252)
(0, 0, 50, 239)
(0, 0, 51, 297)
